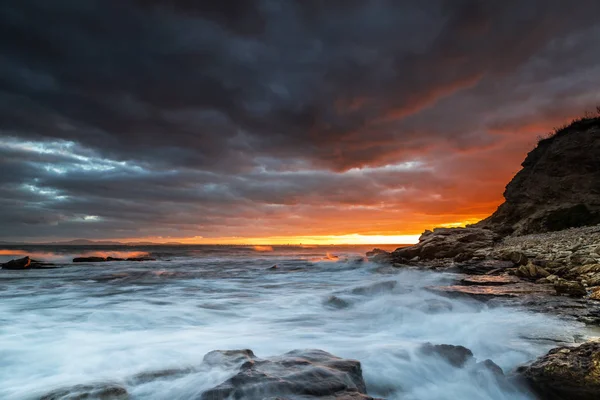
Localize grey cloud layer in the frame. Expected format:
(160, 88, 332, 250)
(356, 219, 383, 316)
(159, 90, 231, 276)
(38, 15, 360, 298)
(1, 0, 600, 240)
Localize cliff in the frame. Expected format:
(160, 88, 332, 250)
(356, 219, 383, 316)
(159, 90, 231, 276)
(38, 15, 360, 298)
(477, 116, 600, 235)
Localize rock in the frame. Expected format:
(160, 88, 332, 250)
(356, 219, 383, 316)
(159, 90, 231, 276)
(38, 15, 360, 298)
(73, 256, 107, 263)
(72, 256, 155, 263)
(590, 287, 600, 301)
(126, 256, 156, 262)
(459, 275, 521, 286)
(39, 383, 128, 400)
(514, 262, 550, 281)
(325, 296, 351, 309)
(1, 256, 56, 270)
(456, 260, 514, 275)
(202, 349, 256, 368)
(366, 248, 388, 258)
(554, 278, 587, 297)
(428, 282, 555, 300)
(350, 280, 396, 295)
(419, 343, 474, 367)
(366, 249, 393, 264)
(200, 349, 372, 400)
(268, 265, 279, 270)
(392, 227, 498, 261)
(1, 256, 32, 269)
(518, 341, 600, 400)
(501, 251, 529, 266)
(477, 117, 600, 235)
(453, 252, 472, 262)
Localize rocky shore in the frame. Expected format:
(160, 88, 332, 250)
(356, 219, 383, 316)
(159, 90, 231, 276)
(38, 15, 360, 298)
(366, 115, 600, 398)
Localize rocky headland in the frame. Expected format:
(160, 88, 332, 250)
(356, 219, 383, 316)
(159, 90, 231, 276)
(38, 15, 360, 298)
(368, 115, 600, 399)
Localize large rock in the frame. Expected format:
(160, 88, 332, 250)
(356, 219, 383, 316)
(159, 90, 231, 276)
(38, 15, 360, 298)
(518, 341, 600, 400)
(390, 227, 498, 261)
(1, 256, 56, 270)
(477, 117, 600, 235)
(200, 349, 376, 400)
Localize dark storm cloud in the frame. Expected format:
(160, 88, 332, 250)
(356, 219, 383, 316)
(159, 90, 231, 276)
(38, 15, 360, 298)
(1, 0, 600, 240)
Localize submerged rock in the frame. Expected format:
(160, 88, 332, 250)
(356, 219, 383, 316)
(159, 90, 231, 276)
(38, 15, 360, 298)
(73, 256, 108, 263)
(200, 349, 374, 400)
(419, 343, 474, 367)
(39, 383, 128, 400)
(518, 341, 600, 400)
(72, 256, 156, 263)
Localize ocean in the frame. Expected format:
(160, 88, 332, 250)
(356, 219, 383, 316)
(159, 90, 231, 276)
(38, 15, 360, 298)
(0, 245, 587, 399)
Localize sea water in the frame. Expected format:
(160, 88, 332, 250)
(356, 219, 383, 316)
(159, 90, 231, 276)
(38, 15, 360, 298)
(0, 245, 586, 399)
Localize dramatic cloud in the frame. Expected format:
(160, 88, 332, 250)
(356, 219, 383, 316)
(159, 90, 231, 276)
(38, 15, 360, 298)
(1, 0, 600, 242)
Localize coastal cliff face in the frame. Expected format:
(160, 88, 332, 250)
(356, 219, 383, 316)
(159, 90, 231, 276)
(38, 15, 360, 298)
(478, 117, 600, 235)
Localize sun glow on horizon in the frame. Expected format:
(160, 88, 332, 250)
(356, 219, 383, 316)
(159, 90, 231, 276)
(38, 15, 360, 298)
(115, 234, 422, 245)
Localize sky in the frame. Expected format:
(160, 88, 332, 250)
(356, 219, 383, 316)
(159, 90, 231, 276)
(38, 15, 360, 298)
(1, 0, 600, 244)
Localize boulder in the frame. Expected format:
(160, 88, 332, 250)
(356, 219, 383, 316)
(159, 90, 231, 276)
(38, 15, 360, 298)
(554, 279, 587, 298)
(518, 341, 600, 400)
(391, 227, 498, 261)
(501, 251, 529, 266)
(419, 343, 473, 367)
(200, 349, 375, 400)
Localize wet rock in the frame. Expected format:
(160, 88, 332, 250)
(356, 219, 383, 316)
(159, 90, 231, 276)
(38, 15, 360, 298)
(413, 299, 454, 314)
(126, 256, 156, 262)
(129, 367, 195, 384)
(1, 256, 32, 269)
(590, 287, 600, 301)
(268, 265, 279, 270)
(419, 343, 473, 367)
(366, 249, 393, 264)
(1, 256, 57, 270)
(518, 341, 600, 400)
(554, 279, 587, 298)
(106, 257, 125, 261)
(514, 263, 550, 281)
(200, 349, 371, 400)
(350, 280, 396, 295)
(202, 349, 256, 368)
(427, 282, 555, 300)
(39, 383, 129, 400)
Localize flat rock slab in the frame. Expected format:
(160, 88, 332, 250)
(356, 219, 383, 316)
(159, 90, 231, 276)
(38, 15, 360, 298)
(459, 275, 522, 286)
(427, 283, 555, 299)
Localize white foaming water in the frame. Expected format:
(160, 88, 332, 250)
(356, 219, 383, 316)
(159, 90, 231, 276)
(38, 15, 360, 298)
(0, 246, 587, 399)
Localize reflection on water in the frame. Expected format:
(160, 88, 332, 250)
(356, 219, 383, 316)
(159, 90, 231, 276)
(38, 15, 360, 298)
(0, 245, 588, 399)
